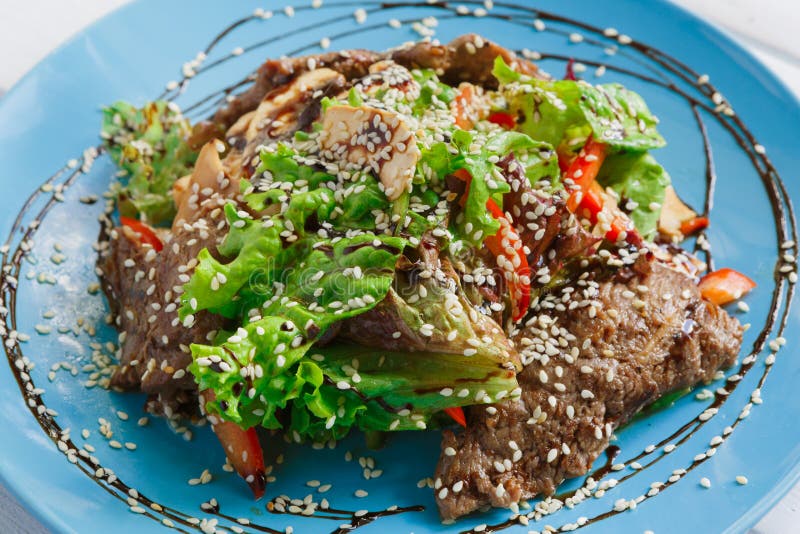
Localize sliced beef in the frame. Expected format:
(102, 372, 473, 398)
(390, 34, 541, 89)
(434, 257, 742, 519)
(98, 144, 238, 411)
(213, 49, 380, 129)
(213, 35, 543, 131)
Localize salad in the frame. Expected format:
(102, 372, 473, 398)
(97, 35, 751, 517)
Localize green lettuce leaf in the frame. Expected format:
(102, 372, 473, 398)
(418, 129, 558, 243)
(101, 100, 197, 224)
(315, 343, 518, 431)
(494, 57, 665, 153)
(411, 69, 457, 116)
(187, 211, 408, 435)
(597, 152, 670, 240)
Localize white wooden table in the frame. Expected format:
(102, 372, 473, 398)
(0, 1, 798, 532)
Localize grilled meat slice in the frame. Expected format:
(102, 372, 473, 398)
(213, 35, 543, 131)
(98, 144, 238, 405)
(434, 258, 742, 519)
(390, 34, 541, 89)
(213, 49, 381, 129)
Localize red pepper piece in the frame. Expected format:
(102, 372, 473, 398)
(488, 112, 516, 129)
(444, 407, 467, 428)
(120, 216, 163, 251)
(680, 216, 710, 236)
(698, 268, 756, 306)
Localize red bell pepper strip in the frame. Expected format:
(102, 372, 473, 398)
(202, 390, 267, 499)
(444, 406, 467, 428)
(680, 216, 709, 236)
(212, 422, 267, 499)
(488, 112, 516, 129)
(565, 138, 607, 214)
(120, 216, 163, 251)
(556, 143, 575, 174)
(452, 85, 476, 130)
(563, 138, 641, 246)
(452, 169, 531, 322)
(698, 268, 755, 306)
(484, 198, 532, 321)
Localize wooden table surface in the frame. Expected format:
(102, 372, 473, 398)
(0, 1, 798, 532)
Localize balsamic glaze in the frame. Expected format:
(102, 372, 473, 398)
(1, 1, 796, 533)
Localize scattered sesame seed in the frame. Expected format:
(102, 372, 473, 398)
(354, 8, 367, 24)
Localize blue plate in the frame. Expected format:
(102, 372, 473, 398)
(1, 1, 798, 532)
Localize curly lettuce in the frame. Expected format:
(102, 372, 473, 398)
(493, 57, 669, 240)
(494, 57, 665, 153)
(101, 100, 197, 224)
(182, 144, 520, 442)
(598, 152, 670, 240)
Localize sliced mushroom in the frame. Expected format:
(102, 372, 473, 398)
(658, 185, 697, 242)
(224, 67, 346, 172)
(318, 104, 419, 200)
(173, 141, 238, 227)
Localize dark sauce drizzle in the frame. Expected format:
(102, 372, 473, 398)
(1, 1, 796, 533)
(201, 496, 423, 534)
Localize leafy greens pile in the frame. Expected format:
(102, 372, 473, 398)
(494, 57, 670, 239)
(102, 100, 197, 225)
(103, 54, 671, 444)
(182, 145, 520, 441)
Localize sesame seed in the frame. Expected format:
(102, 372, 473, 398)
(700, 477, 711, 488)
(736, 475, 748, 485)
